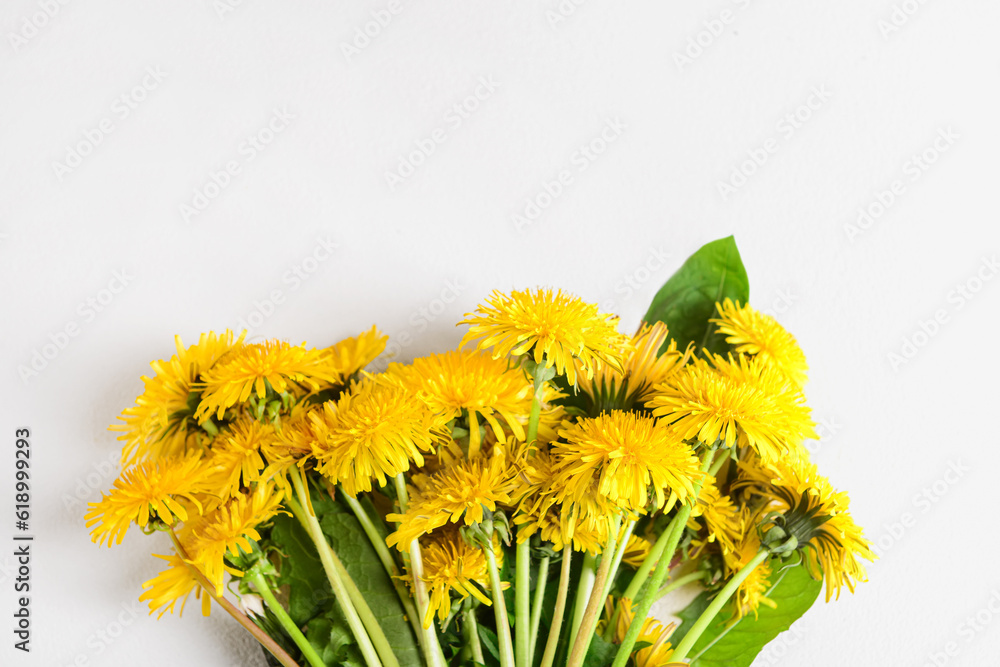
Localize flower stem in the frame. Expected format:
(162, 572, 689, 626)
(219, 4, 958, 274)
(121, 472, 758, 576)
(167, 530, 301, 667)
(288, 468, 383, 667)
(463, 608, 485, 665)
(610, 448, 717, 667)
(468, 409, 482, 459)
(566, 515, 622, 667)
(707, 452, 728, 478)
(601, 518, 636, 603)
(538, 549, 572, 667)
(516, 362, 546, 667)
(671, 548, 770, 661)
(341, 490, 423, 642)
(484, 544, 516, 667)
(655, 570, 708, 602)
(528, 554, 551, 660)
(247, 568, 327, 667)
(568, 551, 596, 651)
(395, 474, 445, 667)
(515, 538, 531, 667)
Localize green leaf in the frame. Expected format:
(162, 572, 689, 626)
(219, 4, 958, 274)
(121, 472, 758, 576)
(582, 633, 619, 667)
(316, 493, 423, 667)
(643, 236, 749, 356)
(673, 560, 822, 667)
(267, 486, 421, 667)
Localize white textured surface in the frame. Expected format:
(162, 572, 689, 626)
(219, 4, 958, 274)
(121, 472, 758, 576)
(2, 2, 999, 665)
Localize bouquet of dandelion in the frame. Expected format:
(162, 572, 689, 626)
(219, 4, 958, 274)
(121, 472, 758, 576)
(87, 237, 873, 667)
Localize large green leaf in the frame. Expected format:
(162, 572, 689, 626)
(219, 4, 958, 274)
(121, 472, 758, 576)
(643, 236, 749, 356)
(267, 487, 421, 667)
(317, 494, 423, 667)
(673, 560, 822, 667)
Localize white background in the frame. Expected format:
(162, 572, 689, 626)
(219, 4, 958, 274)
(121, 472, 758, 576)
(2, 1, 999, 666)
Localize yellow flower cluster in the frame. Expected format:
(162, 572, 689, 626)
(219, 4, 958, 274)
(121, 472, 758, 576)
(88, 284, 873, 666)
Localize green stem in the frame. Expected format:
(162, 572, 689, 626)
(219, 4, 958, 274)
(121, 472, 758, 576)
(288, 469, 383, 667)
(168, 531, 302, 667)
(707, 452, 728, 478)
(515, 538, 531, 667)
(516, 363, 546, 667)
(568, 551, 596, 651)
(610, 448, 717, 667)
(468, 409, 482, 459)
(601, 518, 636, 603)
(485, 544, 516, 667)
(394, 474, 445, 667)
(341, 490, 423, 642)
(622, 508, 677, 602)
(285, 501, 402, 667)
(528, 555, 551, 660)
(566, 515, 622, 667)
(686, 557, 794, 663)
(464, 608, 485, 665)
(247, 568, 327, 667)
(671, 549, 770, 661)
(655, 570, 708, 602)
(538, 549, 572, 667)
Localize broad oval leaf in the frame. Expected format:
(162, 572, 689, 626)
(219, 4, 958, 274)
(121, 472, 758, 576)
(642, 236, 749, 356)
(673, 560, 822, 667)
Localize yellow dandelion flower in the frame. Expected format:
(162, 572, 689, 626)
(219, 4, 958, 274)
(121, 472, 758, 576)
(736, 456, 875, 602)
(197, 340, 338, 420)
(186, 483, 286, 594)
(386, 452, 516, 551)
(111, 330, 242, 464)
(648, 354, 816, 463)
(459, 288, 631, 386)
(720, 508, 775, 619)
(621, 533, 654, 568)
(86, 453, 209, 547)
(413, 529, 498, 627)
(315, 326, 388, 386)
(205, 418, 273, 498)
(261, 406, 318, 478)
(712, 299, 808, 388)
(577, 322, 689, 411)
(688, 477, 741, 557)
(612, 598, 684, 667)
(551, 411, 702, 512)
(514, 449, 617, 554)
(139, 552, 211, 618)
(309, 379, 445, 496)
(386, 349, 536, 457)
